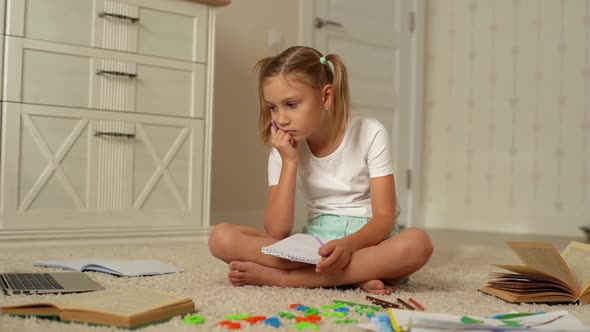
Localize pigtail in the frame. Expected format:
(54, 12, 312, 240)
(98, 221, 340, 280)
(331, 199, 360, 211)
(324, 54, 351, 141)
(256, 57, 276, 146)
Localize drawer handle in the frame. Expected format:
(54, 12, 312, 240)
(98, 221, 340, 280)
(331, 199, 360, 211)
(94, 131, 136, 139)
(98, 11, 139, 23)
(96, 70, 137, 79)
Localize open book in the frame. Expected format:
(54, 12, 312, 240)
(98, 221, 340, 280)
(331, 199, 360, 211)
(33, 259, 183, 277)
(480, 240, 590, 304)
(358, 308, 589, 331)
(261, 233, 323, 264)
(0, 288, 195, 329)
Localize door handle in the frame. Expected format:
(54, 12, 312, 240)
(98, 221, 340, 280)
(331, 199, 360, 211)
(315, 18, 343, 29)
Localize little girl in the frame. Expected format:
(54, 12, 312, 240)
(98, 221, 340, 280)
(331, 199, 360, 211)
(208, 46, 433, 294)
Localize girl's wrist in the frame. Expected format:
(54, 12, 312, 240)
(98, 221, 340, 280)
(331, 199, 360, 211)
(282, 159, 298, 169)
(339, 235, 362, 252)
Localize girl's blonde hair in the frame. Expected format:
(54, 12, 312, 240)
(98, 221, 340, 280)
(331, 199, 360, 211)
(255, 46, 351, 146)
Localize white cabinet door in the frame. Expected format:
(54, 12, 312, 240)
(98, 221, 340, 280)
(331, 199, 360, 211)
(3, 37, 206, 118)
(6, 0, 208, 62)
(0, 103, 205, 229)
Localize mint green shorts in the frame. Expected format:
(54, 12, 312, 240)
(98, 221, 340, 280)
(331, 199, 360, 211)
(302, 214, 408, 285)
(303, 214, 401, 243)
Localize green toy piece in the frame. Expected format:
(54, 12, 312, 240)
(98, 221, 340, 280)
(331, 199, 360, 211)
(334, 319, 358, 324)
(461, 316, 485, 324)
(354, 307, 375, 318)
(226, 314, 251, 320)
(183, 315, 205, 325)
(333, 300, 357, 307)
(333, 300, 379, 311)
(322, 303, 346, 310)
(278, 311, 296, 319)
(304, 308, 320, 316)
(501, 320, 524, 328)
(321, 312, 347, 318)
(294, 321, 319, 330)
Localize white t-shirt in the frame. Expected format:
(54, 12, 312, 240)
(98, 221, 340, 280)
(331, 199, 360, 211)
(268, 117, 395, 220)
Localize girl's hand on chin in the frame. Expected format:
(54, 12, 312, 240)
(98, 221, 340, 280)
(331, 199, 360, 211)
(271, 125, 298, 161)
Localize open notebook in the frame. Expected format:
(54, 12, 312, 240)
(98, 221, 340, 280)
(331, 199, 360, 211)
(33, 259, 183, 277)
(261, 233, 322, 264)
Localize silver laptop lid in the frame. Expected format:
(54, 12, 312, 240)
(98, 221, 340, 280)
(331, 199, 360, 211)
(0, 272, 104, 295)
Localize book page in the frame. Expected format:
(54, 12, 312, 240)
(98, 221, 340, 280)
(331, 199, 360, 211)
(488, 267, 575, 295)
(507, 241, 578, 293)
(561, 241, 590, 294)
(49, 289, 191, 316)
(361, 308, 588, 331)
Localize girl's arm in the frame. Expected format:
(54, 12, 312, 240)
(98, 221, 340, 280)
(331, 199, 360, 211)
(342, 174, 397, 251)
(263, 160, 298, 239)
(317, 174, 396, 273)
(263, 125, 299, 239)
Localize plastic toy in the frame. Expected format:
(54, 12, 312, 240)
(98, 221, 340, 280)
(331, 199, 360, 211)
(219, 320, 242, 330)
(294, 321, 319, 330)
(183, 315, 205, 325)
(264, 317, 282, 328)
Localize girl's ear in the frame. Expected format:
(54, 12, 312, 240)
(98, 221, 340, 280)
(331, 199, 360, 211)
(322, 84, 333, 109)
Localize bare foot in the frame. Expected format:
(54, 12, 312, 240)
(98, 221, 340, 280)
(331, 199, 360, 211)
(227, 261, 286, 287)
(354, 279, 393, 295)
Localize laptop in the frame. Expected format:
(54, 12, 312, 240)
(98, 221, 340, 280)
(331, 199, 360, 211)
(0, 272, 104, 295)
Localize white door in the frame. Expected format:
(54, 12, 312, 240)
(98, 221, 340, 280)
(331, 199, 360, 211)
(300, 0, 425, 228)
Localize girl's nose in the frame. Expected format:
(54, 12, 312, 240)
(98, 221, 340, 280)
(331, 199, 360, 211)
(276, 110, 289, 126)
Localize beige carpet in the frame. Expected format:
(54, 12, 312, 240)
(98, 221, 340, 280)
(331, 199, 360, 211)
(0, 229, 588, 331)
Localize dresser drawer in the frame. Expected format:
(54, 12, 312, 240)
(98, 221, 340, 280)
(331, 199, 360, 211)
(3, 37, 207, 118)
(6, 0, 209, 63)
(0, 102, 205, 229)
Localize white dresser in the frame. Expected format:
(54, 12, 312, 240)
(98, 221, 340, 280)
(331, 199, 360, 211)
(0, 0, 223, 245)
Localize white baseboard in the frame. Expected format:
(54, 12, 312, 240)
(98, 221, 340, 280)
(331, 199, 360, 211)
(0, 226, 212, 248)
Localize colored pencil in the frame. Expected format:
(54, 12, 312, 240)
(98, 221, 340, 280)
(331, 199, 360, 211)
(408, 297, 425, 310)
(365, 296, 400, 309)
(396, 297, 415, 310)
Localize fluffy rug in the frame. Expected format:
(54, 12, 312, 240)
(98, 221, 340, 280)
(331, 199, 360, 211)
(0, 229, 588, 331)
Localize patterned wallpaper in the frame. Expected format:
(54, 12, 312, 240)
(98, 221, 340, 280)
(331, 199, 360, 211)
(421, 0, 590, 236)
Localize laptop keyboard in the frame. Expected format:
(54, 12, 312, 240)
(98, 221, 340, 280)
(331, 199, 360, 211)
(4, 273, 63, 290)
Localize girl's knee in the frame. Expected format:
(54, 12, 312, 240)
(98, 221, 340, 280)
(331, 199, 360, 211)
(397, 228, 433, 263)
(409, 228, 434, 262)
(208, 222, 237, 259)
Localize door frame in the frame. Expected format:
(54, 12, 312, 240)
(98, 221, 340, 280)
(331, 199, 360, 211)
(298, 0, 426, 228)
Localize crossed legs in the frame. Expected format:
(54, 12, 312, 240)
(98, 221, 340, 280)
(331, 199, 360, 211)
(208, 222, 433, 294)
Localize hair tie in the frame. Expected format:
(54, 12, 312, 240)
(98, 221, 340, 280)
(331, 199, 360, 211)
(319, 56, 327, 65)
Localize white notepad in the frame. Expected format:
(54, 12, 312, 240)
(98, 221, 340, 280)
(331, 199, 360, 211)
(33, 259, 183, 277)
(261, 233, 322, 264)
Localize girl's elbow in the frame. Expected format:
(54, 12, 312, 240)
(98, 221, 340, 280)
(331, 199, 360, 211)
(264, 225, 290, 240)
(272, 229, 291, 240)
(374, 214, 396, 230)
